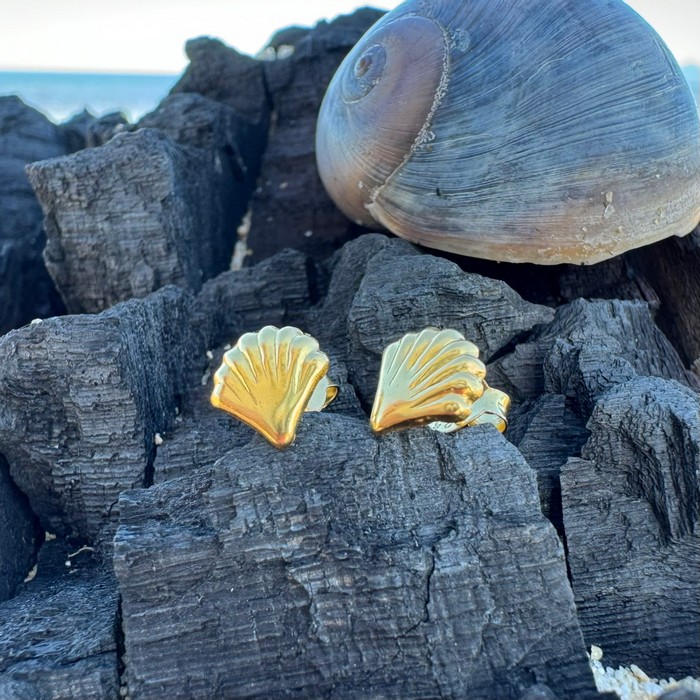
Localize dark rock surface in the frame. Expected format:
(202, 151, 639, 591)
(347, 244, 554, 407)
(556, 253, 659, 307)
(0, 96, 66, 161)
(0, 540, 119, 699)
(152, 399, 250, 486)
(116, 417, 598, 700)
(499, 297, 696, 539)
(562, 377, 700, 677)
(506, 394, 588, 533)
(27, 128, 245, 313)
(307, 234, 419, 354)
(0, 286, 203, 540)
(61, 108, 98, 152)
(245, 9, 384, 263)
(193, 247, 312, 349)
(171, 36, 269, 126)
(0, 96, 65, 335)
(541, 299, 697, 413)
(631, 225, 700, 375)
(137, 91, 264, 207)
(0, 455, 38, 602)
(137, 91, 264, 178)
(490, 298, 697, 408)
(85, 110, 128, 147)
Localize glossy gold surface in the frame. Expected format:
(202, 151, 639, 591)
(211, 326, 337, 448)
(464, 384, 511, 433)
(370, 328, 510, 435)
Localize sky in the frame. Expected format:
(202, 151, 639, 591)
(0, 0, 698, 74)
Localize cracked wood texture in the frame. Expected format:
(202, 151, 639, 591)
(0, 455, 37, 602)
(631, 226, 700, 374)
(0, 96, 65, 334)
(490, 297, 697, 408)
(500, 297, 697, 533)
(245, 10, 384, 263)
(0, 286, 204, 540)
(27, 127, 250, 314)
(346, 244, 555, 408)
(562, 376, 700, 678)
(171, 37, 269, 125)
(0, 541, 118, 699)
(115, 415, 598, 700)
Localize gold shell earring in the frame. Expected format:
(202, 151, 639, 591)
(210, 326, 338, 448)
(369, 328, 510, 435)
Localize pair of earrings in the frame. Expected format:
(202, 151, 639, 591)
(210, 325, 510, 449)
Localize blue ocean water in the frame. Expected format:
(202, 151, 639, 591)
(0, 71, 179, 124)
(1, 66, 697, 126)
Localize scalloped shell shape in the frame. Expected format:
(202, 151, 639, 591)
(211, 326, 332, 448)
(370, 328, 488, 434)
(430, 382, 512, 434)
(316, 0, 700, 264)
(466, 384, 511, 433)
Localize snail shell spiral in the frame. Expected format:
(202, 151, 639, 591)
(316, 0, 700, 264)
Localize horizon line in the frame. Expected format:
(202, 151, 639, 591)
(0, 66, 183, 77)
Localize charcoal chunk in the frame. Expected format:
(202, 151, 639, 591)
(171, 37, 269, 125)
(246, 10, 385, 263)
(152, 411, 249, 485)
(0, 541, 119, 699)
(507, 395, 588, 531)
(27, 128, 243, 313)
(137, 92, 264, 175)
(0, 96, 65, 334)
(490, 298, 696, 407)
(85, 110, 128, 147)
(307, 234, 419, 359)
(0, 96, 67, 162)
(137, 91, 264, 210)
(0, 455, 38, 602)
(557, 253, 659, 306)
(115, 416, 597, 700)
(347, 248, 554, 406)
(542, 300, 697, 415)
(193, 247, 312, 349)
(0, 286, 203, 539)
(61, 108, 97, 153)
(562, 377, 700, 677)
(498, 298, 693, 536)
(631, 225, 700, 375)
